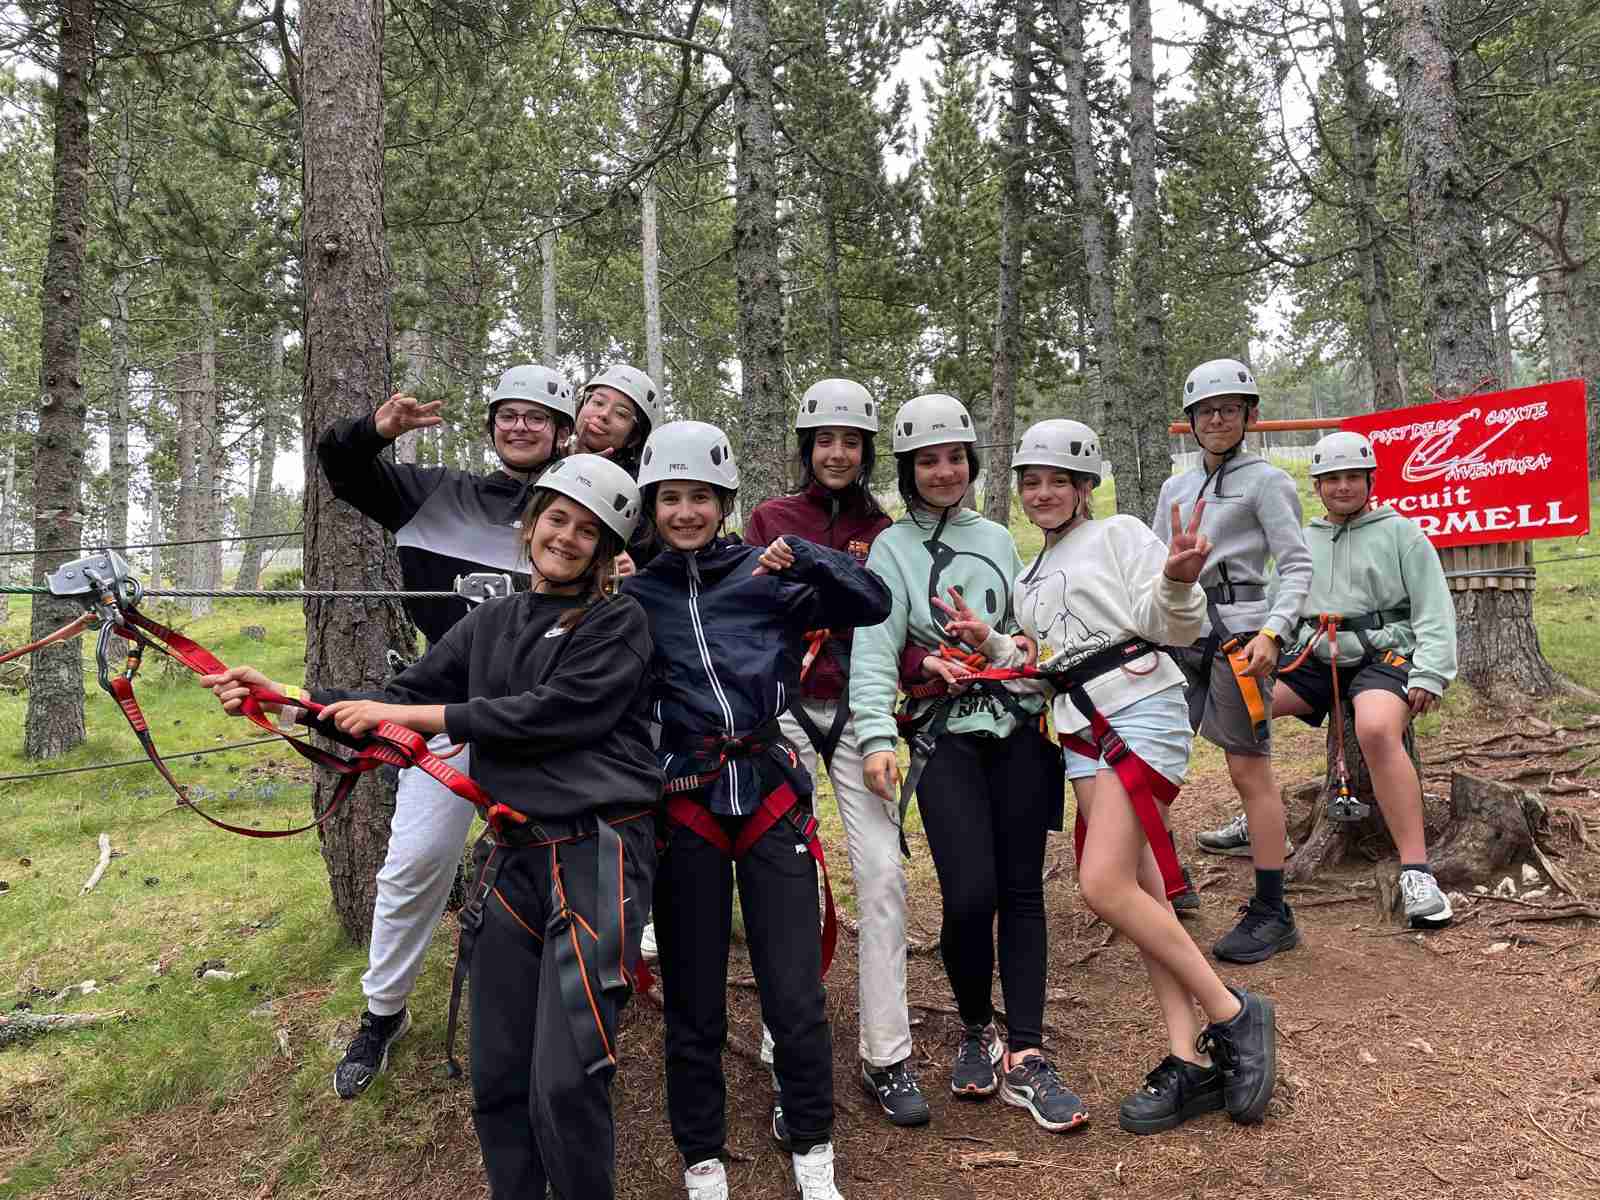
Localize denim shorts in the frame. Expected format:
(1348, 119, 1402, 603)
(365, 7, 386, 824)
(1060, 684, 1193, 786)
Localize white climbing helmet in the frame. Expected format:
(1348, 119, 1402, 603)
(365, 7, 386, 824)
(536, 453, 642, 541)
(1308, 430, 1377, 477)
(581, 364, 661, 427)
(1182, 357, 1260, 413)
(795, 378, 879, 432)
(892, 393, 975, 454)
(490, 363, 575, 422)
(1012, 419, 1103, 485)
(638, 420, 739, 491)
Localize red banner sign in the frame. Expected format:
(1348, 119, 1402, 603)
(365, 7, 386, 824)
(1338, 379, 1591, 548)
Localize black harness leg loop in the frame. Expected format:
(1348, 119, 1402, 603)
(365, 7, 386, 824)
(445, 834, 501, 1080)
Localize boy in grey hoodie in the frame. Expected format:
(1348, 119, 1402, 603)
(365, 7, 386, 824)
(1153, 359, 1313, 965)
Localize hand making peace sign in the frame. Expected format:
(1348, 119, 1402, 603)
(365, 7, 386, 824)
(1163, 498, 1213, 584)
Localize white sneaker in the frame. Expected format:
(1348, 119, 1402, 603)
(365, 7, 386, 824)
(685, 1158, 728, 1200)
(640, 921, 658, 962)
(1399, 869, 1453, 928)
(1195, 810, 1295, 858)
(791, 1143, 845, 1200)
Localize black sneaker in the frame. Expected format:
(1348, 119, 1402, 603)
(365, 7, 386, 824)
(1172, 865, 1201, 917)
(999, 1054, 1089, 1133)
(771, 1099, 791, 1151)
(1212, 898, 1300, 964)
(1196, 987, 1276, 1124)
(1117, 1055, 1225, 1134)
(950, 1021, 1003, 1098)
(332, 1008, 411, 1100)
(860, 1059, 931, 1126)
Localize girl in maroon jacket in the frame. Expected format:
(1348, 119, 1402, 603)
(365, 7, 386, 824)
(744, 380, 929, 1128)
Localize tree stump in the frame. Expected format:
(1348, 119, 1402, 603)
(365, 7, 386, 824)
(1284, 704, 1419, 883)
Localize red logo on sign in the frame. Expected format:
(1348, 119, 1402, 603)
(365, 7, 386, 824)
(1340, 379, 1590, 548)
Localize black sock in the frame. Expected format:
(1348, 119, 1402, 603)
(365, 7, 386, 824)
(1401, 862, 1432, 876)
(1254, 868, 1285, 910)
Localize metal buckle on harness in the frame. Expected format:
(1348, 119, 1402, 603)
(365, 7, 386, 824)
(1329, 794, 1371, 822)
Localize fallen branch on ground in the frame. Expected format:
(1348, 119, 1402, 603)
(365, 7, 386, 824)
(1294, 893, 1365, 909)
(1487, 904, 1600, 926)
(80, 833, 111, 895)
(0, 1009, 128, 1047)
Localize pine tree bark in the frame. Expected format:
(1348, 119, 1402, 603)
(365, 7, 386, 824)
(730, 0, 786, 514)
(985, 0, 1031, 527)
(1394, 0, 1560, 697)
(173, 350, 199, 588)
(106, 118, 133, 550)
(192, 286, 219, 617)
(1125, 0, 1172, 523)
(540, 228, 559, 364)
(0, 426, 15, 623)
(1057, 0, 1128, 497)
(643, 175, 665, 385)
(1338, 0, 1405, 412)
(302, 0, 414, 944)
(235, 324, 284, 591)
(25, 0, 95, 760)
(1557, 195, 1600, 476)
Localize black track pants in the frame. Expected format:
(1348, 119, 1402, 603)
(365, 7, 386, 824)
(468, 818, 656, 1200)
(916, 728, 1059, 1052)
(656, 809, 834, 1166)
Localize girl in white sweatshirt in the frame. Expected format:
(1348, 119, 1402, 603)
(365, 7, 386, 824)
(936, 419, 1278, 1136)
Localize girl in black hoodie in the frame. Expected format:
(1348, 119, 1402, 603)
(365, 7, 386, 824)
(201, 454, 660, 1200)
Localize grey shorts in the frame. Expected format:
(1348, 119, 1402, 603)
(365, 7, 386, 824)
(1172, 641, 1272, 757)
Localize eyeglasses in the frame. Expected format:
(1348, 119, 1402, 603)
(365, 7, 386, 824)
(494, 408, 554, 431)
(1193, 402, 1247, 422)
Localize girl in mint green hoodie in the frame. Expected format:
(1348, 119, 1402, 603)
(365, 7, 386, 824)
(1274, 431, 1458, 929)
(850, 394, 1085, 1135)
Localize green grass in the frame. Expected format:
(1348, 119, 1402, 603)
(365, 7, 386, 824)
(1, 486, 1597, 1196)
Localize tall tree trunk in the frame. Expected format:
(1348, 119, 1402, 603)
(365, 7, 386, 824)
(1557, 195, 1600, 476)
(1125, 0, 1171, 522)
(106, 117, 133, 550)
(730, 0, 786, 513)
(820, 186, 844, 373)
(1338, 0, 1405, 412)
(0, 419, 16, 624)
(1058, 0, 1128, 499)
(192, 287, 219, 617)
(302, 0, 414, 944)
(642, 174, 665, 384)
(173, 351, 199, 588)
(1537, 213, 1573, 382)
(1492, 276, 1514, 389)
(540, 228, 558, 363)
(1395, 0, 1559, 697)
(392, 324, 425, 465)
(985, 0, 1031, 526)
(233, 324, 281, 590)
(26, 0, 94, 759)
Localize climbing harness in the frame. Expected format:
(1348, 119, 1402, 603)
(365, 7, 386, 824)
(4, 550, 511, 838)
(788, 628, 853, 770)
(1278, 608, 1412, 823)
(659, 722, 839, 978)
(1187, 569, 1271, 742)
(905, 639, 1185, 900)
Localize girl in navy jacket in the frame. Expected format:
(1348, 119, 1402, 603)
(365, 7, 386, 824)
(623, 420, 890, 1200)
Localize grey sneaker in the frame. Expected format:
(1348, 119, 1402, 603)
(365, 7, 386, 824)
(1195, 811, 1294, 858)
(1399, 869, 1452, 928)
(951, 1021, 1004, 1097)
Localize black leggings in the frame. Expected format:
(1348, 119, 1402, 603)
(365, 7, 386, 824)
(916, 727, 1059, 1053)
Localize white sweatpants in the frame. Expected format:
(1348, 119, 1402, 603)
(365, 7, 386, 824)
(780, 700, 913, 1067)
(361, 736, 477, 1017)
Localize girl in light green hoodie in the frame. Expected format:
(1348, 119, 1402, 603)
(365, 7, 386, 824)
(850, 393, 1085, 1134)
(1274, 431, 1458, 928)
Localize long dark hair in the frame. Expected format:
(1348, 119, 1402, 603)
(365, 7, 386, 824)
(895, 444, 981, 509)
(797, 429, 886, 521)
(520, 488, 627, 630)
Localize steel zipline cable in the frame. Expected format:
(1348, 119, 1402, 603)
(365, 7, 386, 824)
(0, 737, 287, 785)
(0, 529, 303, 559)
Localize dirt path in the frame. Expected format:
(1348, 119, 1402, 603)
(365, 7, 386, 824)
(16, 719, 1600, 1200)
